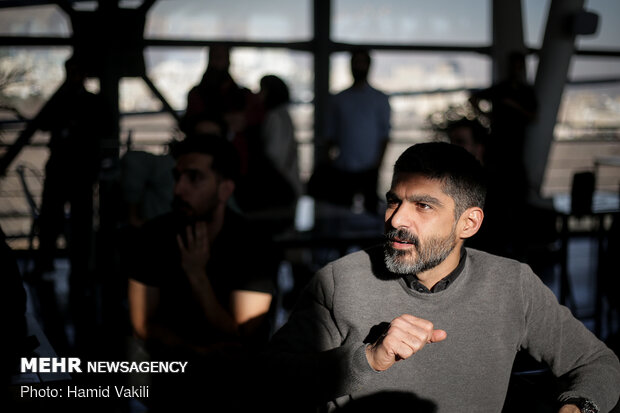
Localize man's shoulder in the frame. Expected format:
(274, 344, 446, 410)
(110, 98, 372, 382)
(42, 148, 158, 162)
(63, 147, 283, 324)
(187, 85, 201, 95)
(337, 84, 387, 97)
(142, 212, 176, 229)
(367, 84, 389, 98)
(220, 208, 261, 237)
(464, 247, 531, 284)
(128, 213, 179, 284)
(212, 209, 277, 293)
(465, 248, 524, 267)
(301, 246, 387, 305)
(139, 213, 178, 243)
(320, 245, 386, 281)
(217, 209, 276, 259)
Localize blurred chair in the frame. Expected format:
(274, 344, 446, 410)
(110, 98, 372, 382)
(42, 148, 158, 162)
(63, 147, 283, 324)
(571, 171, 596, 217)
(16, 164, 41, 252)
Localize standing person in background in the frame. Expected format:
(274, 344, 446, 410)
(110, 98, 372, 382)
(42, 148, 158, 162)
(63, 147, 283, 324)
(469, 51, 537, 260)
(31, 54, 111, 281)
(230, 76, 300, 215)
(27, 54, 112, 356)
(469, 51, 537, 167)
(316, 48, 390, 213)
(444, 117, 488, 166)
(259, 74, 302, 202)
(181, 44, 258, 137)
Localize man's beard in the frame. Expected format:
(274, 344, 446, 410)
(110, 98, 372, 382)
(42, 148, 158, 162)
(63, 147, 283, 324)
(383, 226, 457, 275)
(171, 197, 216, 224)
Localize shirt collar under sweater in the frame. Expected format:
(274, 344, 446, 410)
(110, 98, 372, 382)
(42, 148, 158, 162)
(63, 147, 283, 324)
(403, 248, 467, 293)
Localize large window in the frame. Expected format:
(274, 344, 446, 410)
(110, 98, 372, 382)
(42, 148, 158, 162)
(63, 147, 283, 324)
(145, 0, 312, 41)
(1, 0, 619, 241)
(0, 5, 70, 37)
(556, 56, 620, 140)
(0, 47, 71, 118)
(330, 51, 490, 140)
(523, 0, 550, 49)
(332, 0, 490, 45)
(579, 0, 620, 51)
(137, 46, 315, 168)
(329, 50, 491, 195)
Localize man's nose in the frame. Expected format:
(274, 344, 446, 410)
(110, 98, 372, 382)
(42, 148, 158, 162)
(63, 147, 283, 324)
(173, 177, 186, 197)
(388, 204, 412, 229)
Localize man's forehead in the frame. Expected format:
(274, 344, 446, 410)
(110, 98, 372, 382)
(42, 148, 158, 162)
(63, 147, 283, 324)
(391, 172, 444, 189)
(175, 152, 214, 171)
(389, 173, 456, 209)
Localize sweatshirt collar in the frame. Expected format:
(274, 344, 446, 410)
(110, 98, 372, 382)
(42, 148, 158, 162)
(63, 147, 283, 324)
(403, 248, 467, 293)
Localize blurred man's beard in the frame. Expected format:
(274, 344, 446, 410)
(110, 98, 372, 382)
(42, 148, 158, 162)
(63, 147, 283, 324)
(383, 227, 457, 275)
(171, 197, 217, 224)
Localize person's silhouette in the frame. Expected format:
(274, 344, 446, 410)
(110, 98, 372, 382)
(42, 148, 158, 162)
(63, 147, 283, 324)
(31, 54, 111, 280)
(469, 51, 537, 259)
(318, 48, 391, 213)
(258, 74, 301, 202)
(28, 54, 112, 356)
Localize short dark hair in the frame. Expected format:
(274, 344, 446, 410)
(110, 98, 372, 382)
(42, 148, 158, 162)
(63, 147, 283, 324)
(393, 142, 486, 217)
(170, 134, 240, 183)
(260, 75, 290, 110)
(64, 54, 87, 77)
(445, 118, 489, 146)
(350, 48, 371, 66)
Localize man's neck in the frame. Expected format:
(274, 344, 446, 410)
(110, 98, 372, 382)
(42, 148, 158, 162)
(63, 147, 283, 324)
(352, 79, 368, 89)
(206, 204, 226, 244)
(415, 244, 464, 290)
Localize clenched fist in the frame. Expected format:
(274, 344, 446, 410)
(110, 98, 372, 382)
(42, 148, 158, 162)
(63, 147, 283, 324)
(365, 314, 447, 371)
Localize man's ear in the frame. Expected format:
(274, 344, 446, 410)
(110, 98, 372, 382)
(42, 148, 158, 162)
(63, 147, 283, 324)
(218, 179, 235, 203)
(458, 207, 484, 239)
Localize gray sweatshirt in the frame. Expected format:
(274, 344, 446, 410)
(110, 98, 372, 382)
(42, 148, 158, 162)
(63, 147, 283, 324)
(269, 246, 620, 412)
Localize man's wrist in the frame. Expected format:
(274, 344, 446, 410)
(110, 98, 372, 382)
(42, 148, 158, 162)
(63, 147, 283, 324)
(185, 268, 208, 285)
(364, 344, 378, 371)
(559, 405, 581, 413)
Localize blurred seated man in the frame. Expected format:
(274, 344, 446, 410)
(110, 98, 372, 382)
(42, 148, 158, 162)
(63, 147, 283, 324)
(120, 147, 175, 229)
(127, 135, 276, 410)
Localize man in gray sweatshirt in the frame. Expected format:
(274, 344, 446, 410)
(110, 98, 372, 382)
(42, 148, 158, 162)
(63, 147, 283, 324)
(266, 142, 620, 413)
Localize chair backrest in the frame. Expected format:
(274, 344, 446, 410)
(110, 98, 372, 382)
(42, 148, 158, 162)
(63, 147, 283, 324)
(16, 164, 40, 217)
(570, 171, 596, 217)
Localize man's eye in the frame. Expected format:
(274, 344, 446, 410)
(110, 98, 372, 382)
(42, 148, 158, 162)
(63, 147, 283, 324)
(417, 203, 431, 210)
(187, 171, 199, 182)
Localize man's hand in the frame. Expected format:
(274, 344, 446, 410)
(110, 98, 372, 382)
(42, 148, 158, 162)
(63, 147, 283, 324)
(176, 222, 239, 336)
(177, 222, 210, 279)
(365, 314, 447, 372)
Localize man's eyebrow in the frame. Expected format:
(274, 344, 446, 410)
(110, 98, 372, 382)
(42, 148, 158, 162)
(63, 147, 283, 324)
(385, 191, 399, 200)
(179, 166, 200, 173)
(406, 194, 444, 207)
(385, 191, 444, 207)
(173, 167, 204, 176)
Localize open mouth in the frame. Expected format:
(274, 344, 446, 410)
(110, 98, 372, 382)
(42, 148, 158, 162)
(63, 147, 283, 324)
(385, 229, 419, 249)
(388, 237, 417, 251)
(391, 237, 414, 245)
